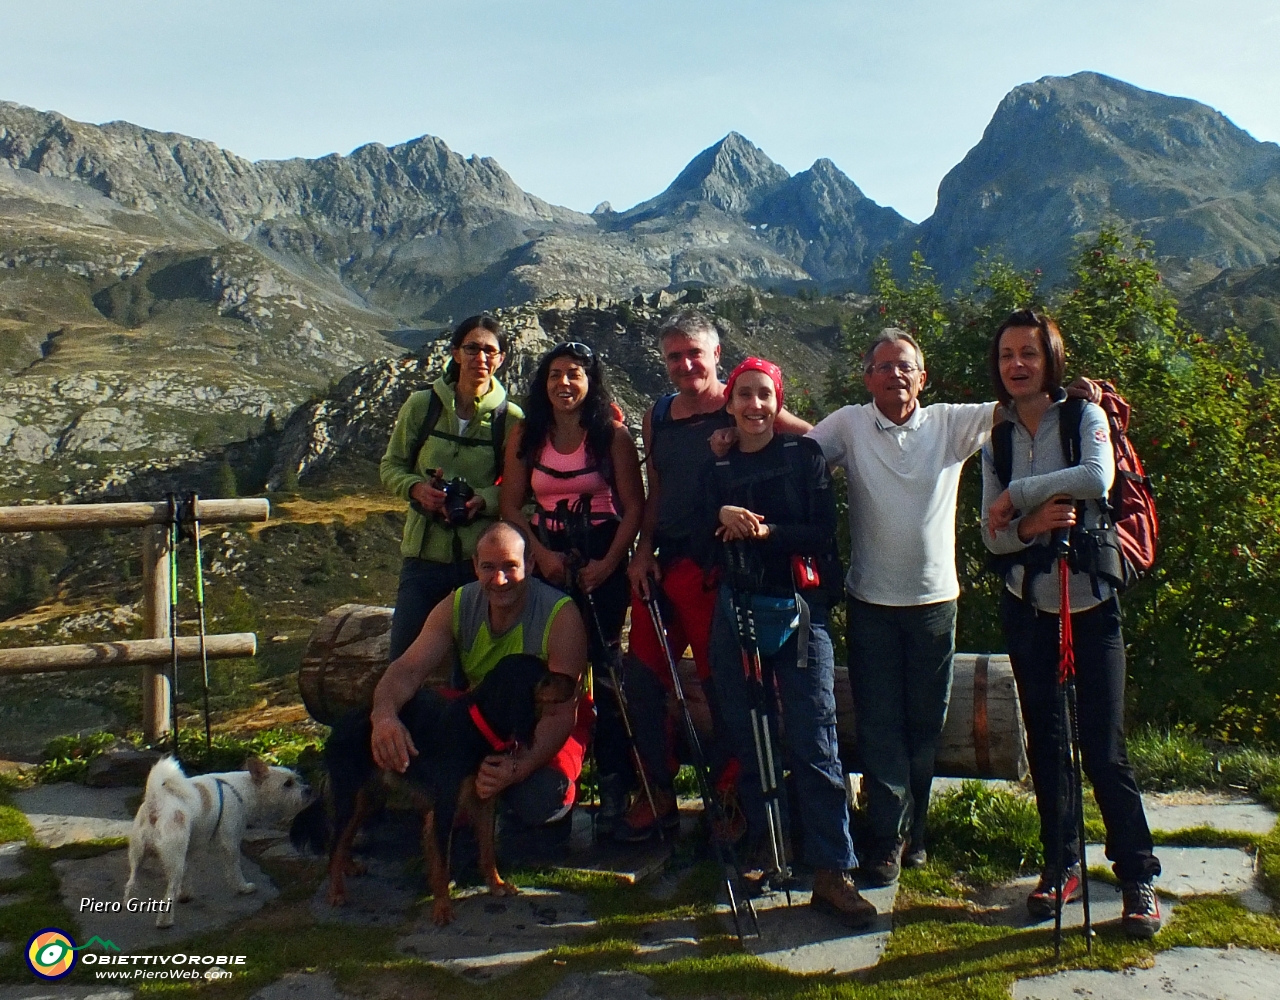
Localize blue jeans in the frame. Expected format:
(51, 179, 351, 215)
(388, 558, 477, 663)
(710, 585, 855, 872)
(846, 597, 956, 850)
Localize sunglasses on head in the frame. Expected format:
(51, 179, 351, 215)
(553, 341, 595, 361)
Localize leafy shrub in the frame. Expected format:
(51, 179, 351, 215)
(36, 731, 122, 783)
(829, 232, 1280, 743)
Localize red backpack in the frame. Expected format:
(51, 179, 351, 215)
(991, 382, 1158, 590)
(1090, 383, 1158, 584)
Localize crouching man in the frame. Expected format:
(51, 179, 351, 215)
(371, 520, 590, 838)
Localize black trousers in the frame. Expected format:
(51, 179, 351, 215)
(388, 557, 477, 663)
(537, 519, 634, 783)
(1000, 590, 1160, 882)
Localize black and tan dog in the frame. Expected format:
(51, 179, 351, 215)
(291, 653, 576, 924)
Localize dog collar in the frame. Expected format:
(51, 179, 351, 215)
(468, 703, 517, 753)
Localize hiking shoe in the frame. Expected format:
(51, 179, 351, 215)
(902, 841, 928, 869)
(614, 788, 679, 842)
(1026, 865, 1082, 920)
(811, 869, 877, 929)
(1120, 879, 1162, 938)
(861, 841, 903, 887)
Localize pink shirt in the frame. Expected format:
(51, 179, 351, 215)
(531, 436, 617, 525)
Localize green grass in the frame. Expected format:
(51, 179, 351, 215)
(1128, 727, 1280, 809)
(925, 781, 1042, 882)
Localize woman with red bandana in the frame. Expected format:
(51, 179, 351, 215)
(695, 357, 876, 929)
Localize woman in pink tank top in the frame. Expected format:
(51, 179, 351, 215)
(500, 340, 646, 837)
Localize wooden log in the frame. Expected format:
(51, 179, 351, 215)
(0, 498, 269, 533)
(297, 608, 1030, 783)
(936, 654, 1028, 780)
(832, 657, 1026, 781)
(299, 604, 403, 725)
(0, 633, 257, 676)
(141, 524, 171, 741)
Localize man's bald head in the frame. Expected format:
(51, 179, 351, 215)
(474, 520, 531, 567)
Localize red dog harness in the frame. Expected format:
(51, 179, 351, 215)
(468, 702, 518, 753)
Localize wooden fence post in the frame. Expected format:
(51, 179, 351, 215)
(141, 524, 171, 743)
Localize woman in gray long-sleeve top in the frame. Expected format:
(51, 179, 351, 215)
(980, 309, 1162, 939)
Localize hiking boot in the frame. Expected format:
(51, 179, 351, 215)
(811, 869, 877, 929)
(902, 841, 928, 869)
(1120, 879, 1162, 938)
(1026, 864, 1082, 920)
(595, 773, 627, 841)
(614, 787, 679, 842)
(861, 841, 903, 887)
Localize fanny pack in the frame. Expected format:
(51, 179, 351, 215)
(747, 593, 802, 657)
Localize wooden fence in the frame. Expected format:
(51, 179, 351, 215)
(0, 499, 269, 740)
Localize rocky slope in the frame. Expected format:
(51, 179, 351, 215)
(914, 72, 1280, 289)
(1183, 255, 1280, 364)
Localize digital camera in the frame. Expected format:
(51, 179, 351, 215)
(436, 476, 475, 526)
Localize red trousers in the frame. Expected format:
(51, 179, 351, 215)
(627, 556, 719, 684)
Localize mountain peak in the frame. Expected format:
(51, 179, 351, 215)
(635, 132, 790, 216)
(916, 72, 1280, 286)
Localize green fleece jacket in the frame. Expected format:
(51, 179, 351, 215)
(380, 376, 523, 563)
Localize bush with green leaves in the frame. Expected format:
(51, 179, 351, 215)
(827, 231, 1280, 744)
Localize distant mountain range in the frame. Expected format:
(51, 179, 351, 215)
(2, 70, 1280, 492)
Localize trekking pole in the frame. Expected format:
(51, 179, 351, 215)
(187, 493, 213, 751)
(728, 543, 792, 903)
(166, 493, 181, 759)
(582, 588, 663, 841)
(1057, 530, 1093, 956)
(562, 498, 662, 841)
(644, 584, 759, 941)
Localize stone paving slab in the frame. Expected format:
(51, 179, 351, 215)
(52, 847, 278, 948)
(12, 784, 138, 847)
(739, 882, 899, 974)
(308, 854, 420, 927)
(1148, 845, 1257, 897)
(564, 806, 680, 883)
(542, 970, 661, 1000)
(396, 888, 595, 981)
(248, 972, 356, 1000)
(632, 917, 701, 963)
(0, 842, 25, 881)
(1143, 791, 1277, 835)
(1012, 945, 1280, 999)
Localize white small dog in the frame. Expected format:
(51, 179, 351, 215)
(124, 755, 312, 928)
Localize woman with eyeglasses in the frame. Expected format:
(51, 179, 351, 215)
(500, 340, 647, 837)
(380, 314, 522, 662)
(981, 309, 1161, 938)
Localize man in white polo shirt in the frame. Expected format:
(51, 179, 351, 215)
(808, 327, 997, 886)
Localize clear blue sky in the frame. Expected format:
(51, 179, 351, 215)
(1, 1, 1276, 223)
